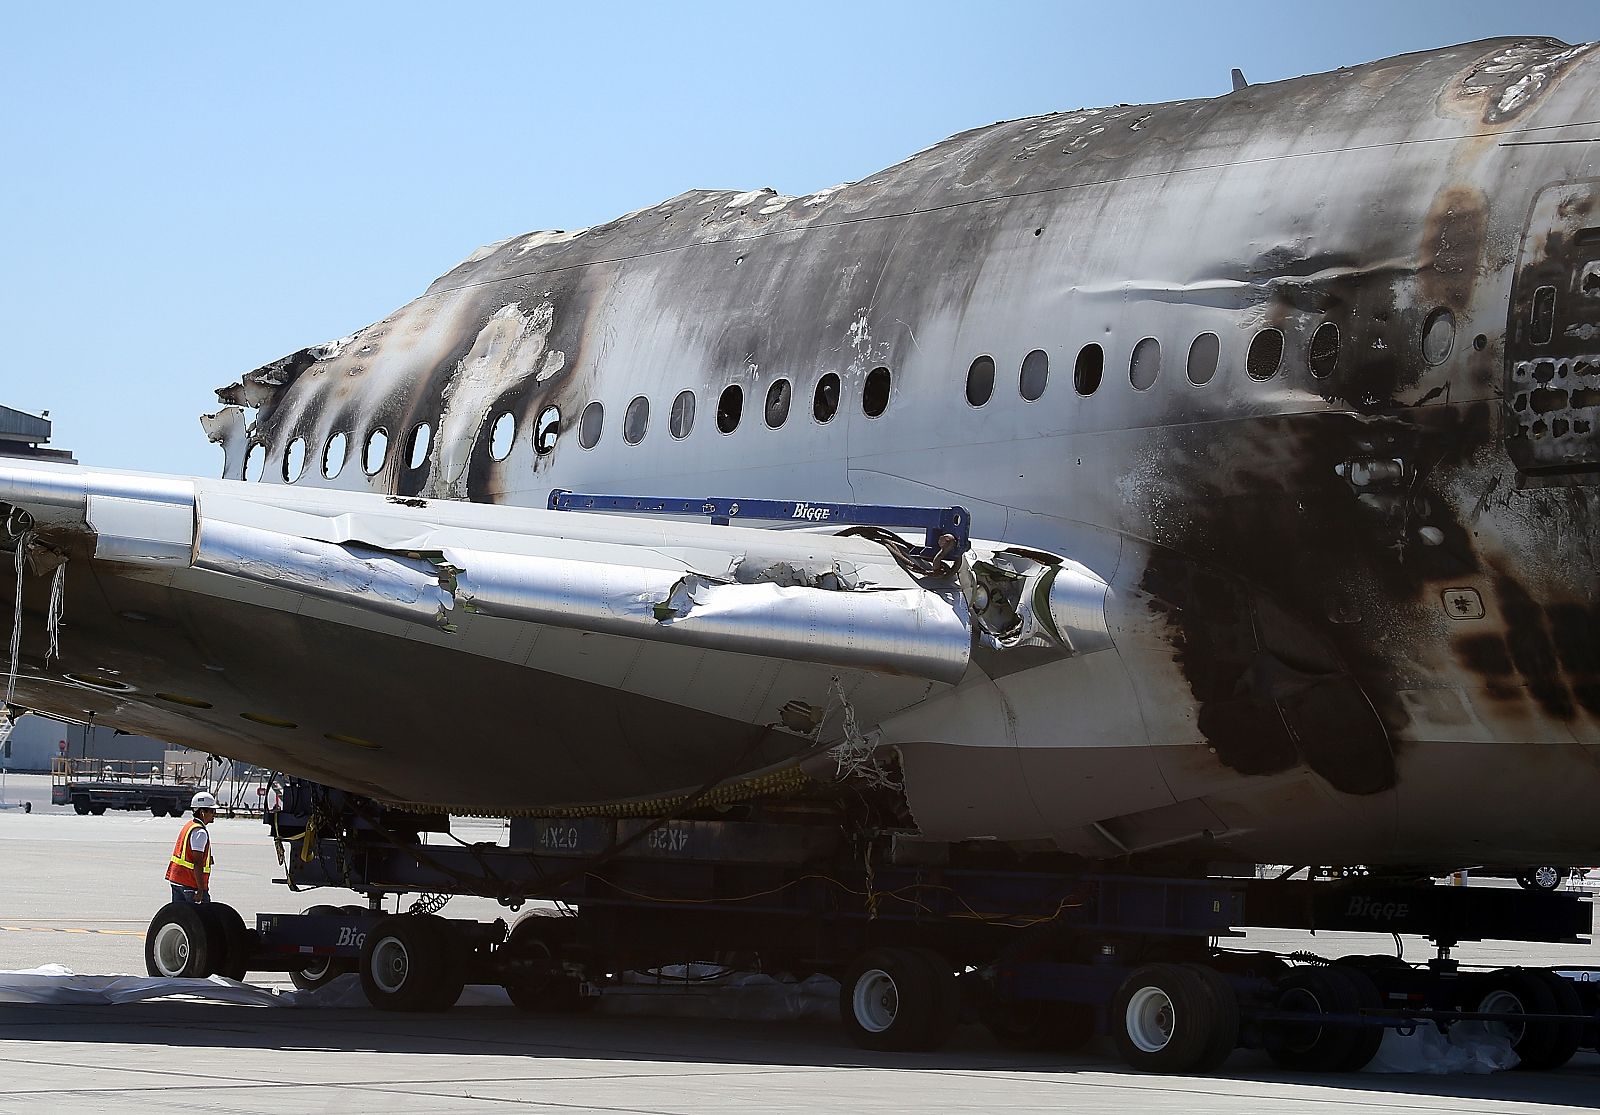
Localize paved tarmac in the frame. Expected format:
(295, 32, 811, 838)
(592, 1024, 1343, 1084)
(1, 772, 1598, 1113)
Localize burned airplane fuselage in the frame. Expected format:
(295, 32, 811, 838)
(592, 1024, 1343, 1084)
(5, 38, 1600, 867)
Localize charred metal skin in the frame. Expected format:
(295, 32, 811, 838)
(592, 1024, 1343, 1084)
(5, 38, 1600, 867)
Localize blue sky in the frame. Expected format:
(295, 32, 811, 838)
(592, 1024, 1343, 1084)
(3, 2, 1597, 477)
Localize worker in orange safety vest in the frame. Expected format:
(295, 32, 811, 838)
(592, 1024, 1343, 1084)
(165, 790, 218, 903)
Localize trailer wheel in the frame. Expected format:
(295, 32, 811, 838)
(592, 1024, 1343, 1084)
(1328, 965, 1384, 1071)
(145, 902, 214, 978)
(72, 796, 89, 815)
(418, 915, 467, 1012)
(359, 916, 444, 1012)
(1474, 967, 1581, 1070)
(840, 947, 946, 1051)
(89, 805, 106, 815)
(906, 947, 961, 1048)
(150, 801, 167, 818)
(1110, 963, 1219, 1073)
(502, 915, 591, 1013)
(1267, 965, 1362, 1072)
(206, 903, 255, 981)
(289, 905, 349, 991)
(1182, 964, 1241, 1071)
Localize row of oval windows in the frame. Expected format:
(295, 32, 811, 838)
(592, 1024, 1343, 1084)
(258, 310, 1463, 481)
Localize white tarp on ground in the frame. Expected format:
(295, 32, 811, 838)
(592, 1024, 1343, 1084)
(0, 964, 840, 1020)
(1364, 1021, 1519, 1073)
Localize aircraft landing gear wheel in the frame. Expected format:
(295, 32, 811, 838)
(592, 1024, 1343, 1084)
(1110, 963, 1222, 1073)
(359, 916, 450, 1012)
(1267, 965, 1378, 1072)
(1473, 967, 1582, 1070)
(144, 902, 214, 978)
(840, 946, 953, 1052)
(1516, 867, 1563, 892)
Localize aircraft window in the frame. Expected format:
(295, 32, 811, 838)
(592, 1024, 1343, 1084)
(534, 405, 560, 454)
(624, 395, 649, 444)
(1308, 322, 1340, 378)
(965, 356, 996, 407)
(244, 444, 264, 482)
(1422, 308, 1455, 366)
(1246, 329, 1283, 380)
(863, 367, 891, 417)
(323, 432, 347, 479)
(284, 437, 307, 482)
(1074, 344, 1103, 396)
(407, 422, 432, 469)
(579, 401, 604, 448)
(814, 373, 840, 422)
(1129, 337, 1161, 391)
(765, 379, 792, 428)
(1531, 286, 1556, 345)
(490, 412, 515, 460)
(1020, 349, 1049, 401)
(670, 390, 696, 439)
(1186, 333, 1219, 386)
(717, 385, 743, 433)
(364, 427, 390, 474)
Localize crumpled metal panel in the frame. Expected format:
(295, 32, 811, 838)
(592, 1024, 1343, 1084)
(449, 550, 970, 684)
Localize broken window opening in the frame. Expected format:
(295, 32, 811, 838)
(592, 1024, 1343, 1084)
(407, 423, 432, 470)
(1531, 285, 1556, 345)
(489, 412, 516, 460)
(814, 373, 841, 422)
(863, 367, 891, 418)
(966, 355, 996, 407)
(1187, 332, 1220, 386)
(1129, 337, 1160, 391)
(364, 428, 389, 475)
(579, 401, 604, 449)
(244, 444, 264, 482)
(323, 432, 347, 479)
(765, 378, 792, 428)
(534, 405, 560, 454)
(669, 390, 695, 439)
(284, 438, 307, 483)
(1422, 307, 1455, 366)
(1308, 322, 1340, 379)
(717, 385, 744, 433)
(624, 395, 650, 444)
(1074, 344, 1103, 396)
(1247, 328, 1284, 380)
(1020, 349, 1049, 401)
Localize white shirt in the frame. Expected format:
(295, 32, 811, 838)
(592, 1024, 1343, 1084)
(188, 826, 209, 855)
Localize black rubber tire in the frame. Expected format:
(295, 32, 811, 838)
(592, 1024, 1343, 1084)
(501, 913, 593, 1013)
(359, 916, 445, 1012)
(89, 805, 106, 815)
(72, 797, 89, 816)
(1267, 965, 1362, 1072)
(144, 902, 213, 978)
(204, 902, 256, 981)
(149, 802, 167, 818)
(1182, 964, 1241, 1072)
(1328, 965, 1384, 1071)
(1526, 969, 1584, 1071)
(1110, 963, 1220, 1073)
(419, 916, 466, 1012)
(289, 905, 348, 991)
(1473, 967, 1575, 1070)
(980, 999, 1097, 1052)
(839, 946, 946, 1052)
(1516, 868, 1563, 892)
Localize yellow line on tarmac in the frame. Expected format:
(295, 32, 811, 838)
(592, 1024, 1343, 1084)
(0, 925, 144, 937)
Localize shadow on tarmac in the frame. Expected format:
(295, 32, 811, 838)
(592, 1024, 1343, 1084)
(2, 1001, 1598, 1107)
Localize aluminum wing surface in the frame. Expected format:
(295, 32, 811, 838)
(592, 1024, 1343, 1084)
(0, 460, 986, 813)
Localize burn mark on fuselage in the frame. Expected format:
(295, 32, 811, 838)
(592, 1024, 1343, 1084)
(1454, 572, 1600, 721)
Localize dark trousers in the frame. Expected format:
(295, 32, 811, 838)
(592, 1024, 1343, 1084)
(170, 884, 202, 904)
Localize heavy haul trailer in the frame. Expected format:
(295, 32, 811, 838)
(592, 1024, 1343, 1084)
(143, 779, 1600, 1073)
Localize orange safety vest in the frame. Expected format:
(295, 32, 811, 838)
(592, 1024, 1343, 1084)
(165, 819, 214, 888)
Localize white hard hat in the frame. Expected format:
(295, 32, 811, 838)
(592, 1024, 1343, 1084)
(190, 791, 219, 811)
